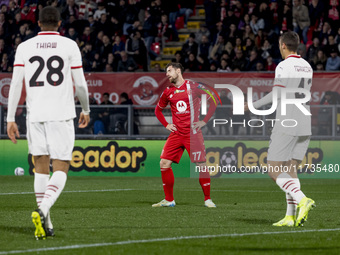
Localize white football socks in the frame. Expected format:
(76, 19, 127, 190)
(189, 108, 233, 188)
(285, 178, 300, 216)
(34, 172, 54, 228)
(39, 171, 67, 218)
(276, 173, 305, 204)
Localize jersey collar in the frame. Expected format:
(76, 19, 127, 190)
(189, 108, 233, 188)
(38, 31, 60, 36)
(286, 54, 301, 59)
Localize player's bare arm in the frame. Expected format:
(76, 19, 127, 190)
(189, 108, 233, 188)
(7, 122, 20, 144)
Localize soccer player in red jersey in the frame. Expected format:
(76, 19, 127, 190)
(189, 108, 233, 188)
(153, 62, 217, 207)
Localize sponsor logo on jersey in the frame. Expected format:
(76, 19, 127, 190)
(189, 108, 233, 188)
(132, 76, 159, 105)
(176, 100, 187, 112)
(174, 89, 185, 94)
(0, 78, 11, 105)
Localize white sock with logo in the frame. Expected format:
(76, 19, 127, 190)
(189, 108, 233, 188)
(276, 173, 305, 204)
(34, 172, 53, 228)
(39, 171, 67, 218)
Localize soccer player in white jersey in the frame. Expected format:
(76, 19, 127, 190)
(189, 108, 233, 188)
(6, 6, 90, 239)
(246, 31, 315, 227)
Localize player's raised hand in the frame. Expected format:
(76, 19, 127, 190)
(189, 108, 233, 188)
(166, 124, 177, 132)
(78, 112, 90, 128)
(7, 122, 20, 144)
(192, 120, 206, 131)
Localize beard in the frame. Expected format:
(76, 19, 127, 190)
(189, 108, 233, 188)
(169, 75, 178, 84)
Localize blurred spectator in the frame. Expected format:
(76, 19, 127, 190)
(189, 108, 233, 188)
(93, 2, 106, 21)
(222, 6, 239, 29)
(246, 49, 261, 71)
(312, 49, 327, 70)
(143, 9, 159, 60)
(0, 52, 11, 72)
(249, 12, 264, 35)
(327, 0, 340, 28)
(152, 63, 163, 72)
(156, 14, 173, 49)
(204, 0, 218, 32)
(217, 58, 231, 72)
(309, 0, 324, 28)
(110, 92, 135, 134)
(21, 3, 35, 24)
(210, 35, 225, 61)
(198, 35, 211, 59)
(91, 52, 104, 71)
(197, 54, 210, 71)
(76, 0, 96, 20)
(66, 27, 78, 41)
(112, 35, 125, 56)
(165, 0, 179, 41)
(181, 33, 198, 59)
(117, 50, 138, 72)
(149, 0, 165, 24)
(80, 26, 92, 44)
(99, 34, 112, 61)
(280, 4, 293, 32)
(306, 37, 321, 63)
(232, 49, 247, 71)
(255, 61, 265, 71)
(106, 53, 118, 72)
(258, 2, 271, 32)
(195, 24, 210, 45)
(238, 13, 250, 31)
(184, 52, 199, 72)
(242, 24, 255, 41)
(325, 47, 340, 71)
(125, 30, 148, 71)
(320, 91, 340, 105)
(269, 0, 280, 35)
(178, 0, 195, 28)
(297, 43, 307, 59)
(61, 0, 79, 20)
(171, 50, 185, 66)
(319, 21, 333, 46)
(266, 56, 277, 71)
(98, 92, 114, 132)
(122, 0, 140, 36)
(293, 0, 310, 44)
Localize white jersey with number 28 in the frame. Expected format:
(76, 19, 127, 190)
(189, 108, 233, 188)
(272, 54, 313, 136)
(12, 31, 84, 122)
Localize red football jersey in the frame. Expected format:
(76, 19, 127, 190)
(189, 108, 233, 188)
(157, 79, 212, 135)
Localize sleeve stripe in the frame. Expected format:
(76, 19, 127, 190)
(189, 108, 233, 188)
(14, 64, 24, 67)
(71, 65, 83, 69)
(274, 84, 285, 87)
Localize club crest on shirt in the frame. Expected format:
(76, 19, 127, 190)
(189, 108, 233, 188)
(176, 100, 187, 112)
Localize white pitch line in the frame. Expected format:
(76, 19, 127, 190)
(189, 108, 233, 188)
(0, 189, 134, 195)
(1, 228, 340, 255)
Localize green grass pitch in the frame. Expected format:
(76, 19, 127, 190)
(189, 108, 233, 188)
(0, 176, 340, 255)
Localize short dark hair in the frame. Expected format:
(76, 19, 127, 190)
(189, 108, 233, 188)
(280, 31, 299, 52)
(103, 92, 110, 97)
(39, 6, 60, 27)
(165, 62, 184, 74)
(120, 92, 129, 100)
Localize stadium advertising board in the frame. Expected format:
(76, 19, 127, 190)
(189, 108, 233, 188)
(0, 139, 339, 179)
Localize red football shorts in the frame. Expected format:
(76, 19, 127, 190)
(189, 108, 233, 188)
(160, 132, 206, 163)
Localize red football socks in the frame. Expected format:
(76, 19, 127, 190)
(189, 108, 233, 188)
(161, 167, 174, 201)
(199, 170, 211, 201)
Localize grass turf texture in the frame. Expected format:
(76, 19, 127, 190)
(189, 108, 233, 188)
(0, 176, 340, 255)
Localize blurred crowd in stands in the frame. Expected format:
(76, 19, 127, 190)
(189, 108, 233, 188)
(0, 0, 339, 73)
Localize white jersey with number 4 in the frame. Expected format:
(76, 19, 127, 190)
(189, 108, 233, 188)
(272, 54, 313, 136)
(11, 31, 85, 122)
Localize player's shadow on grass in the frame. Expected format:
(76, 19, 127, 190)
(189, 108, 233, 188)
(0, 225, 32, 236)
(234, 217, 273, 225)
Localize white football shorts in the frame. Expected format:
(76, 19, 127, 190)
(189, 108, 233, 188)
(267, 132, 310, 162)
(27, 119, 75, 161)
